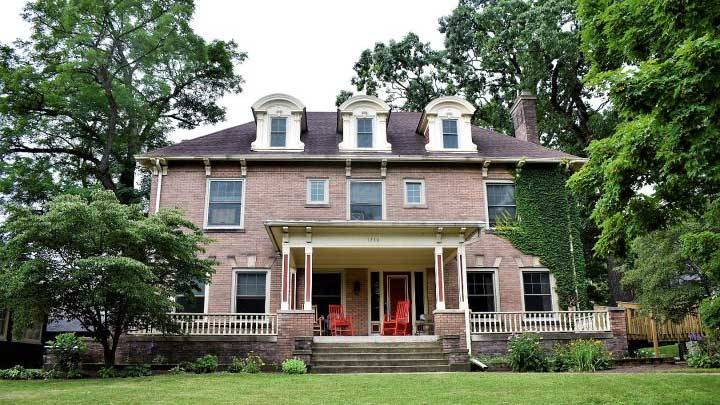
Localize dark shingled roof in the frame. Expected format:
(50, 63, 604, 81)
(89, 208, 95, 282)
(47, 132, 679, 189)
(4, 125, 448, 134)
(144, 111, 579, 160)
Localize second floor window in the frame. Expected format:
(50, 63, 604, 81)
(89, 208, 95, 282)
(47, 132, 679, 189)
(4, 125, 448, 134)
(176, 280, 205, 313)
(270, 117, 287, 147)
(235, 271, 267, 313)
(442, 119, 458, 149)
(207, 180, 243, 227)
(486, 183, 516, 226)
(350, 181, 383, 220)
(404, 180, 425, 205)
(307, 179, 329, 204)
(357, 118, 373, 148)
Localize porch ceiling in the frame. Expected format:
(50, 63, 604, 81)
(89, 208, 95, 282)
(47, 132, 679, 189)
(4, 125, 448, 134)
(290, 247, 441, 267)
(264, 220, 483, 251)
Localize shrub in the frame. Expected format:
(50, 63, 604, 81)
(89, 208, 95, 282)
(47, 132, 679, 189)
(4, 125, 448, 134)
(507, 333, 548, 372)
(242, 351, 264, 374)
(151, 354, 167, 365)
(168, 365, 186, 374)
(0, 366, 48, 380)
(97, 367, 117, 378)
(227, 357, 244, 373)
(123, 364, 152, 378)
(552, 340, 612, 372)
(687, 351, 720, 368)
(190, 354, 218, 374)
(281, 358, 306, 374)
(48, 333, 87, 372)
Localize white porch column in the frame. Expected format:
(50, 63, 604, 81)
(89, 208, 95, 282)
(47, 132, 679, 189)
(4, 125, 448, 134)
(457, 244, 468, 310)
(434, 246, 446, 310)
(280, 246, 291, 310)
(303, 246, 313, 310)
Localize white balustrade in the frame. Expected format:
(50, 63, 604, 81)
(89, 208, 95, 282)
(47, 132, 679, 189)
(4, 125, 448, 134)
(130, 313, 277, 336)
(469, 311, 610, 334)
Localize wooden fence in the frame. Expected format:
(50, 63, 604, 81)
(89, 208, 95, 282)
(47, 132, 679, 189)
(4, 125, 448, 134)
(623, 304, 703, 342)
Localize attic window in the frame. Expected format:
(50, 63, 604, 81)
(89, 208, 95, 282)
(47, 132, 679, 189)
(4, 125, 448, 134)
(357, 118, 373, 148)
(270, 117, 287, 147)
(442, 119, 458, 149)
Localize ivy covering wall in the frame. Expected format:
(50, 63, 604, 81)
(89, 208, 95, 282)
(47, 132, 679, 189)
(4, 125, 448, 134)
(496, 164, 588, 309)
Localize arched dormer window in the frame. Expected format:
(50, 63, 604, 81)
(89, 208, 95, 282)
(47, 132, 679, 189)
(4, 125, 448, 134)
(417, 96, 477, 153)
(338, 95, 392, 152)
(251, 93, 307, 152)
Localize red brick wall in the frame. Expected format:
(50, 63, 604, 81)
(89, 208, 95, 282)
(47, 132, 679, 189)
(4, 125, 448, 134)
(151, 160, 546, 318)
(276, 311, 314, 361)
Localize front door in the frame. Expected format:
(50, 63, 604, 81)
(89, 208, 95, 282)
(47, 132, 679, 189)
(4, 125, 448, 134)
(385, 274, 409, 319)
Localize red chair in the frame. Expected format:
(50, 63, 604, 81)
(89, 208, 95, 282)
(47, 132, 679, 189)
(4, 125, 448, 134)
(328, 304, 354, 336)
(382, 300, 411, 336)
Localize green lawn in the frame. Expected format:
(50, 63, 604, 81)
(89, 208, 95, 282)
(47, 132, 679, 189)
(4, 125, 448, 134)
(637, 344, 679, 358)
(2, 372, 720, 404)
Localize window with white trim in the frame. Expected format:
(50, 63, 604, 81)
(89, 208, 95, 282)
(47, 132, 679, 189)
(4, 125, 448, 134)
(404, 180, 425, 205)
(486, 183, 516, 226)
(442, 119, 459, 149)
(307, 179, 329, 204)
(270, 117, 287, 147)
(206, 180, 244, 228)
(522, 272, 552, 312)
(176, 280, 205, 313)
(357, 118, 373, 148)
(467, 272, 496, 312)
(235, 272, 267, 313)
(350, 180, 383, 220)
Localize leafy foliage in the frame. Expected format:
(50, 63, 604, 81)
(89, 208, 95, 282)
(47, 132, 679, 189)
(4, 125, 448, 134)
(507, 333, 548, 372)
(0, 190, 215, 366)
(0, 366, 51, 380)
(48, 333, 88, 373)
(281, 358, 307, 375)
(97, 367, 117, 379)
(123, 364, 152, 378)
(497, 165, 587, 308)
(190, 355, 218, 374)
(0, 0, 246, 205)
(552, 340, 612, 372)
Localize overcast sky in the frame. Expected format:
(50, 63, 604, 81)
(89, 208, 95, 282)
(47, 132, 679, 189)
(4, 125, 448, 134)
(0, 0, 457, 143)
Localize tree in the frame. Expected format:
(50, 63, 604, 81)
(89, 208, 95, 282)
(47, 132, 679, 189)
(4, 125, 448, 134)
(0, 190, 215, 366)
(0, 0, 246, 206)
(570, 0, 720, 325)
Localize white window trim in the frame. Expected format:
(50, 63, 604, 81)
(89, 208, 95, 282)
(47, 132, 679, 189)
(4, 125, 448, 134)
(519, 269, 559, 312)
(306, 178, 330, 205)
(172, 283, 210, 314)
(231, 268, 271, 313)
(403, 179, 426, 206)
(346, 179, 386, 221)
(204, 178, 246, 230)
(268, 116, 289, 148)
(483, 179, 515, 229)
(467, 268, 500, 313)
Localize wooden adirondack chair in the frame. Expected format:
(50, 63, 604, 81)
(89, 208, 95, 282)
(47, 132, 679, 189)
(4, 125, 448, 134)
(382, 300, 411, 336)
(328, 304, 354, 336)
(312, 305, 323, 336)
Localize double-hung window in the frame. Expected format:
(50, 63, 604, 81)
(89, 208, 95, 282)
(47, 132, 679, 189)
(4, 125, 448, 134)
(467, 272, 496, 312)
(442, 119, 458, 149)
(206, 180, 244, 228)
(357, 118, 373, 148)
(235, 272, 267, 313)
(307, 179, 329, 205)
(349, 181, 383, 220)
(404, 180, 425, 205)
(176, 280, 206, 313)
(270, 117, 287, 147)
(486, 183, 516, 226)
(523, 272, 553, 312)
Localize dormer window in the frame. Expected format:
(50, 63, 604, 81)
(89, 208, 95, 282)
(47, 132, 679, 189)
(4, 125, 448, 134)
(417, 96, 477, 153)
(357, 118, 373, 148)
(251, 93, 306, 152)
(338, 95, 392, 152)
(270, 117, 287, 147)
(442, 119, 458, 149)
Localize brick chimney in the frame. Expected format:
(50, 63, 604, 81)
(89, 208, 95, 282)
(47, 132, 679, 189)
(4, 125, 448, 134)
(510, 90, 538, 144)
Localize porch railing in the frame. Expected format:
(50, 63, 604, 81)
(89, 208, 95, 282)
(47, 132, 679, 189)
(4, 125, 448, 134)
(130, 313, 277, 336)
(469, 311, 611, 334)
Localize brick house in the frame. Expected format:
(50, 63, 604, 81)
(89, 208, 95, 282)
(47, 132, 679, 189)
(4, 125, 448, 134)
(126, 93, 627, 372)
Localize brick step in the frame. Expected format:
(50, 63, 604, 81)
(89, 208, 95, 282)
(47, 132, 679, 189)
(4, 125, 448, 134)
(312, 358, 449, 367)
(313, 345, 441, 353)
(312, 352, 446, 361)
(311, 365, 450, 374)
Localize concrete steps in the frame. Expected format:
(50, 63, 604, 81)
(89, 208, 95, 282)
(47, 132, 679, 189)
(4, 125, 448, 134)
(311, 339, 449, 373)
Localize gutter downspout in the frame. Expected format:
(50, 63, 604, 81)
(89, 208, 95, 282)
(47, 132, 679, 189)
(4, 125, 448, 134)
(154, 158, 163, 214)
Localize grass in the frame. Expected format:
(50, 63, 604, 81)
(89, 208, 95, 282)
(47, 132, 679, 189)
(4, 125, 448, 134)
(637, 344, 679, 358)
(1, 372, 720, 404)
